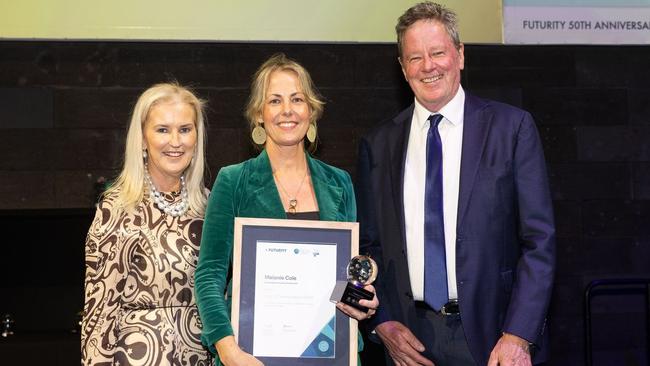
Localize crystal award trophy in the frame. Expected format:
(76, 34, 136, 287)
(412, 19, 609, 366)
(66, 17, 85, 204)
(330, 255, 377, 312)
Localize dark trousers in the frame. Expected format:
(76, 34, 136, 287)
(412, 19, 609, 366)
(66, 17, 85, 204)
(402, 302, 476, 366)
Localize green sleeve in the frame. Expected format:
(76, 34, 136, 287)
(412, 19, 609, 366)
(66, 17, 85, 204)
(195, 167, 237, 354)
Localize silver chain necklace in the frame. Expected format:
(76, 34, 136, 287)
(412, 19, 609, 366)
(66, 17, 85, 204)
(145, 168, 190, 217)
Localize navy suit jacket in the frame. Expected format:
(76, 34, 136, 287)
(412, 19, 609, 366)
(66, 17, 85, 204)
(356, 93, 556, 365)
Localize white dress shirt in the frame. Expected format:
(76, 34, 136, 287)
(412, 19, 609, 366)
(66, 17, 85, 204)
(403, 87, 465, 301)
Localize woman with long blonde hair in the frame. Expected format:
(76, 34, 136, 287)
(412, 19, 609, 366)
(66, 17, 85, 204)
(195, 54, 378, 366)
(82, 83, 211, 365)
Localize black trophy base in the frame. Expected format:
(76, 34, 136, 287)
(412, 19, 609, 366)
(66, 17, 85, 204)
(341, 283, 374, 312)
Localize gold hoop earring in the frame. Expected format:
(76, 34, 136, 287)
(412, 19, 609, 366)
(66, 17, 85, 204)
(252, 123, 267, 145)
(306, 123, 317, 143)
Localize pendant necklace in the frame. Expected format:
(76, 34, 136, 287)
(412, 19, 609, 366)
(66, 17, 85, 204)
(274, 166, 309, 214)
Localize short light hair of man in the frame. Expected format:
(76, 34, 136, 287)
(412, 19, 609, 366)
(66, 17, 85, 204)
(106, 82, 208, 216)
(396, 1, 461, 57)
(245, 53, 325, 153)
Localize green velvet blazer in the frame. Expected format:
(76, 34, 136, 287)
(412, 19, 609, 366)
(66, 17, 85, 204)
(195, 150, 357, 363)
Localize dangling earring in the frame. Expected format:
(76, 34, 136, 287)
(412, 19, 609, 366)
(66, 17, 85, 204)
(143, 149, 148, 161)
(252, 122, 267, 145)
(306, 123, 317, 143)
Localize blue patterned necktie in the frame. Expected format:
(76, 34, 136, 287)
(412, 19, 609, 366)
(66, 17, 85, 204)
(423, 114, 448, 310)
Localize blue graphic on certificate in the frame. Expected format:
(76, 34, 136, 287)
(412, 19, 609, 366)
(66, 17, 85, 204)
(253, 241, 337, 358)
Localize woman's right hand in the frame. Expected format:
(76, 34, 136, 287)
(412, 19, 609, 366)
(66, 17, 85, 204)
(216, 336, 264, 366)
(222, 351, 263, 366)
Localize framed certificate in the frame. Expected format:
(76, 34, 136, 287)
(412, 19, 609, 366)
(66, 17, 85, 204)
(232, 217, 359, 366)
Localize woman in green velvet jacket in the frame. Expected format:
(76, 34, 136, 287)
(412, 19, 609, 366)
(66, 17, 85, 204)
(195, 53, 378, 366)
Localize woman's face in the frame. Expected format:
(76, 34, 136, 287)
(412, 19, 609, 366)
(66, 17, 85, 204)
(143, 101, 197, 188)
(261, 70, 311, 150)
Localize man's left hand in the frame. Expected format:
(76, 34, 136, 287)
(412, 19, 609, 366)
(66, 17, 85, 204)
(487, 332, 532, 366)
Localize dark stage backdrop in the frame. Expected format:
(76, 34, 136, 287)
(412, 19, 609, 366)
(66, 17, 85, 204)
(1, 41, 649, 365)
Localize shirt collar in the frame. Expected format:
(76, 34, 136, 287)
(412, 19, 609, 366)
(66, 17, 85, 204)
(412, 86, 465, 130)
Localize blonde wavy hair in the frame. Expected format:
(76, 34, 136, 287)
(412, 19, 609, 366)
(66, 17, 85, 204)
(245, 53, 325, 153)
(105, 82, 208, 216)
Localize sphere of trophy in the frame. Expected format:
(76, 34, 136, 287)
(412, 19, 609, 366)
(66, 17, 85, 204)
(347, 255, 378, 287)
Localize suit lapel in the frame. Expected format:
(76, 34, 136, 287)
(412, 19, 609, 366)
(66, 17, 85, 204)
(457, 94, 490, 228)
(389, 105, 415, 252)
(242, 150, 286, 219)
(309, 156, 343, 222)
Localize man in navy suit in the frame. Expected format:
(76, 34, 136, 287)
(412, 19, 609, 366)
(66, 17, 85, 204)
(356, 2, 555, 365)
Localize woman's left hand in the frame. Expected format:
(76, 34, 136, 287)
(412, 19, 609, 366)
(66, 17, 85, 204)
(335, 284, 379, 321)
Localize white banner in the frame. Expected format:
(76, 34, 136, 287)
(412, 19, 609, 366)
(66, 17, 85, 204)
(504, 0, 650, 44)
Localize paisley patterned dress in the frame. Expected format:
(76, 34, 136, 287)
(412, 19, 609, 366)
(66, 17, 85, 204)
(81, 190, 211, 365)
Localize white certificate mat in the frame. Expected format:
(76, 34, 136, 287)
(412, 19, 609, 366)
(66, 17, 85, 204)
(253, 241, 337, 357)
(232, 217, 359, 366)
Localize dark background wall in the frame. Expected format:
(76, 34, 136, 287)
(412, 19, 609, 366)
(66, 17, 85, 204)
(1, 41, 649, 365)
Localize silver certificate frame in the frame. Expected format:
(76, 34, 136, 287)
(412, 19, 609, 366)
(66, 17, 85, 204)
(232, 217, 359, 366)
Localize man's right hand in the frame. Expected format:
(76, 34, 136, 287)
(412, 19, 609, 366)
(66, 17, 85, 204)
(375, 321, 435, 366)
